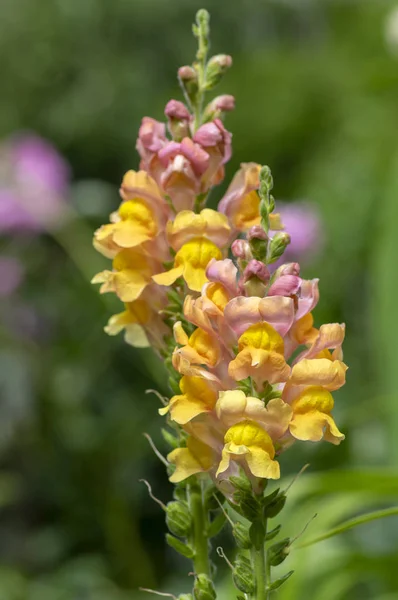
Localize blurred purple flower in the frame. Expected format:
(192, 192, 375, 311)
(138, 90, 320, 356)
(0, 257, 24, 297)
(0, 133, 70, 233)
(273, 201, 322, 265)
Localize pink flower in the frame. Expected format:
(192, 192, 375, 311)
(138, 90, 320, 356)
(164, 100, 191, 121)
(0, 133, 70, 233)
(272, 201, 322, 265)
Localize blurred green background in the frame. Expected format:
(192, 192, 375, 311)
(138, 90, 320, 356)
(1, 0, 398, 598)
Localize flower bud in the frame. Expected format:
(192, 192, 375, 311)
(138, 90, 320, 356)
(166, 501, 192, 537)
(242, 260, 270, 297)
(204, 55, 233, 90)
(232, 522, 252, 549)
(203, 95, 235, 121)
(275, 262, 301, 277)
(268, 274, 301, 297)
(267, 232, 291, 264)
(178, 66, 199, 105)
(179, 595, 193, 600)
(193, 574, 216, 600)
(231, 239, 252, 262)
(165, 100, 191, 141)
(247, 225, 268, 261)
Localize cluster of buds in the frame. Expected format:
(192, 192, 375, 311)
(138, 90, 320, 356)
(91, 9, 347, 599)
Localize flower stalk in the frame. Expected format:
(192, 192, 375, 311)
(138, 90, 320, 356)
(189, 479, 211, 577)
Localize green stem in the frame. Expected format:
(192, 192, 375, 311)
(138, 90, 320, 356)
(189, 479, 211, 576)
(251, 519, 270, 600)
(193, 19, 208, 130)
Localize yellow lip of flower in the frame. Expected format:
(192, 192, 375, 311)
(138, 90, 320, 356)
(167, 209, 231, 252)
(289, 385, 345, 445)
(91, 249, 156, 303)
(159, 375, 218, 424)
(216, 420, 280, 480)
(167, 437, 215, 483)
(153, 237, 223, 292)
(228, 322, 291, 387)
(205, 282, 230, 312)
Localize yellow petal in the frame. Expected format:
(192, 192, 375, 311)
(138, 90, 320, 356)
(246, 447, 280, 479)
(173, 321, 189, 345)
(290, 411, 344, 445)
(113, 270, 149, 302)
(153, 265, 184, 287)
(167, 437, 214, 483)
(290, 358, 347, 391)
(238, 322, 285, 354)
(228, 348, 291, 386)
(269, 212, 284, 231)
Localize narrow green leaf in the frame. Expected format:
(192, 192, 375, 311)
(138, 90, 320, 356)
(166, 534, 194, 558)
(298, 506, 398, 549)
(267, 570, 294, 591)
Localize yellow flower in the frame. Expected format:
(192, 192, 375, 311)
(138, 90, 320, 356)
(91, 249, 157, 302)
(104, 296, 169, 348)
(216, 390, 292, 440)
(160, 376, 218, 424)
(289, 386, 344, 445)
(228, 322, 291, 388)
(153, 237, 222, 292)
(168, 437, 215, 483)
(167, 209, 231, 251)
(172, 322, 222, 375)
(93, 171, 167, 258)
(216, 421, 280, 480)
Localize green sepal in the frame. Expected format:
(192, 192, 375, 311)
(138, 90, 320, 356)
(267, 570, 294, 592)
(204, 486, 225, 511)
(249, 520, 265, 550)
(265, 524, 282, 541)
(207, 511, 227, 538)
(239, 495, 261, 521)
(229, 475, 252, 493)
(267, 538, 290, 566)
(168, 377, 181, 395)
(265, 494, 286, 519)
(166, 534, 194, 559)
(236, 596, 246, 600)
(161, 428, 179, 449)
(233, 553, 255, 594)
(173, 485, 187, 502)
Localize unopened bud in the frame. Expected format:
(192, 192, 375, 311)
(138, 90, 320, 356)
(232, 522, 252, 549)
(193, 574, 216, 600)
(164, 100, 191, 140)
(231, 239, 252, 262)
(204, 54, 233, 90)
(242, 260, 270, 297)
(166, 501, 192, 537)
(179, 595, 193, 600)
(276, 262, 301, 277)
(248, 225, 268, 261)
(165, 100, 190, 121)
(178, 66, 199, 105)
(203, 94, 235, 121)
(267, 232, 291, 264)
(267, 538, 291, 567)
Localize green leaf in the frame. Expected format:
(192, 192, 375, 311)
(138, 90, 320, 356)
(298, 506, 398, 548)
(166, 534, 194, 559)
(267, 571, 294, 592)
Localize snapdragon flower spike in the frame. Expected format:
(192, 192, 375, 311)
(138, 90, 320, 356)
(92, 26, 347, 492)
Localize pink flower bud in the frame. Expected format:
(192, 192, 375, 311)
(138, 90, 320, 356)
(231, 239, 252, 261)
(277, 262, 301, 277)
(178, 65, 197, 82)
(212, 95, 235, 112)
(247, 225, 268, 242)
(242, 260, 270, 284)
(164, 100, 190, 121)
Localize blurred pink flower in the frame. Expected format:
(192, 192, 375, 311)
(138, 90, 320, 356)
(0, 257, 24, 297)
(273, 201, 322, 264)
(0, 133, 70, 232)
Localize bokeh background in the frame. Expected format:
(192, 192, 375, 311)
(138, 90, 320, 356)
(1, 1, 398, 598)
